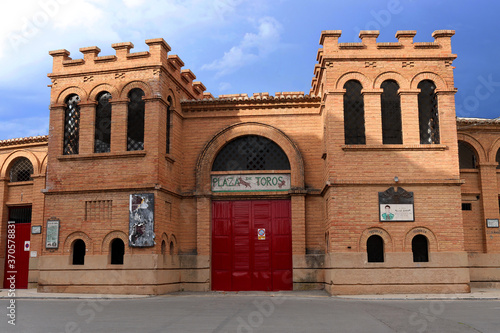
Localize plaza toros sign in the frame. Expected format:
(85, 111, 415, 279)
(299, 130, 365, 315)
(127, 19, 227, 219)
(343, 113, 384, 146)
(211, 174, 291, 192)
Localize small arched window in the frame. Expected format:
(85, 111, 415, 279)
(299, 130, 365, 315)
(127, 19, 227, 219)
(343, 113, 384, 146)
(127, 88, 145, 151)
(367, 235, 384, 263)
(63, 94, 81, 155)
(95, 91, 112, 153)
(161, 240, 167, 255)
(110, 238, 125, 265)
(381, 80, 402, 144)
(212, 135, 290, 171)
(169, 241, 174, 255)
(495, 148, 500, 169)
(9, 157, 33, 182)
(412, 235, 429, 262)
(344, 80, 366, 145)
(458, 141, 478, 169)
(166, 96, 172, 154)
(72, 239, 86, 265)
(418, 80, 440, 144)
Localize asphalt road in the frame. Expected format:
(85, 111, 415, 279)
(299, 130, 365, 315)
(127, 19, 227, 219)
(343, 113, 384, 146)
(0, 294, 499, 333)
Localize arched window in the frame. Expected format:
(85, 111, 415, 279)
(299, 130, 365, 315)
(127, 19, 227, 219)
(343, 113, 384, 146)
(212, 135, 290, 171)
(95, 91, 112, 153)
(72, 239, 85, 265)
(343, 80, 365, 145)
(110, 238, 125, 265)
(127, 88, 145, 151)
(161, 240, 166, 255)
(418, 80, 440, 144)
(412, 235, 429, 262)
(367, 235, 384, 263)
(166, 96, 172, 154)
(496, 148, 500, 169)
(9, 157, 33, 182)
(63, 94, 81, 155)
(169, 241, 174, 255)
(458, 141, 478, 169)
(381, 80, 402, 144)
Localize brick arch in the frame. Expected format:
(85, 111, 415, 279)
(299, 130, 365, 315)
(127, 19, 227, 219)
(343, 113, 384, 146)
(359, 227, 393, 252)
(457, 133, 487, 164)
(195, 122, 305, 194)
(55, 86, 88, 104)
(120, 81, 153, 100)
(487, 137, 500, 165)
(404, 227, 439, 252)
(160, 233, 169, 254)
(373, 71, 410, 89)
(64, 231, 93, 255)
(335, 72, 371, 90)
(1, 150, 41, 178)
(40, 154, 48, 175)
(410, 72, 448, 90)
(88, 83, 120, 101)
(166, 89, 177, 110)
(169, 234, 178, 255)
(101, 230, 128, 255)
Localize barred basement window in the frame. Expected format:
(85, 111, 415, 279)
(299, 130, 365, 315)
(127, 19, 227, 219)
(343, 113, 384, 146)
(344, 80, 366, 144)
(95, 91, 112, 153)
(367, 235, 384, 263)
(412, 235, 429, 262)
(418, 80, 440, 144)
(458, 141, 478, 169)
(63, 94, 81, 155)
(110, 238, 124, 265)
(127, 88, 145, 151)
(381, 80, 402, 144)
(9, 157, 33, 182)
(166, 96, 172, 154)
(72, 239, 85, 265)
(462, 203, 472, 211)
(212, 135, 290, 171)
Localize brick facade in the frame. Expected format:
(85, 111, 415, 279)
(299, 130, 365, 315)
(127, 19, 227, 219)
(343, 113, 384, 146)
(0, 29, 499, 294)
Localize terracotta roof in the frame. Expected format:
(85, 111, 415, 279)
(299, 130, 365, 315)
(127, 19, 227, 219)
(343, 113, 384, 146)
(0, 135, 48, 147)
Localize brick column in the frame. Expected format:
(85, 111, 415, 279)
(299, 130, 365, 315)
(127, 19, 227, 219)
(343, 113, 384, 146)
(143, 99, 162, 153)
(49, 105, 66, 155)
(110, 100, 128, 152)
(399, 90, 420, 144)
(196, 196, 211, 256)
(362, 89, 383, 145)
(78, 102, 96, 154)
(478, 162, 500, 252)
(291, 193, 306, 255)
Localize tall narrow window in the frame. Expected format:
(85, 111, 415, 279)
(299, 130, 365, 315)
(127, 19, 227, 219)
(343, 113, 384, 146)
(367, 235, 384, 262)
(72, 239, 86, 265)
(63, 94, 80, 155)
(110, 238, 124, 265)
(458, 141, 478, 169)
(95, 91, 112, 153)
(495, 148, 500, 169)
(418, 80, 440, 144)
(412, 235, 429, 262)
(127, 88, 145, 151)
(166, 96, 172, 154)
(9, 157, 33, 182)
(344, 80, 366, 144)
(381, 80, 402, 144)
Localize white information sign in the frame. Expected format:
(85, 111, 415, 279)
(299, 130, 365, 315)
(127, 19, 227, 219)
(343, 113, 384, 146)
(212, 174, 291, 192)
(379, 204, 414, 222)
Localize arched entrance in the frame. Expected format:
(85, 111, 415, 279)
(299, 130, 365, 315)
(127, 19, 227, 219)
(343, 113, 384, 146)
(198, 124, 304, 291)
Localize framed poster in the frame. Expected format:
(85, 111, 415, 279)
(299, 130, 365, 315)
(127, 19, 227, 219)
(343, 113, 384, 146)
(379, 187, 415, 222)
(129, 193, 155, 247)
(486, 219, 499, 228)
(32, 225, 42, 234)
(45, 220, 60, 249)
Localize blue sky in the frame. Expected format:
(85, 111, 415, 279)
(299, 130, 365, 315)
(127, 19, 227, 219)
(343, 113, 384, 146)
(0, 0, 498, 140)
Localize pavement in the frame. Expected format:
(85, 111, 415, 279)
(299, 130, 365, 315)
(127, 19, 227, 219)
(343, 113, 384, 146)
(1, 287, 500, 300)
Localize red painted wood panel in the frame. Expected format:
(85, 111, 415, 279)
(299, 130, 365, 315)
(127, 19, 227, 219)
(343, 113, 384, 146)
(212, 200, 292, 291)
(3, 223, 31, 289)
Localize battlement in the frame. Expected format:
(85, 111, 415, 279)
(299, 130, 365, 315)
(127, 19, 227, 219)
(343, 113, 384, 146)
(48, 38, 208, 100)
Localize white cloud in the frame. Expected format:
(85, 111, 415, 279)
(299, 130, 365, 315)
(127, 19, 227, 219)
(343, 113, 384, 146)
(0, 116, 49, 140)
(202, 16, 282, 77)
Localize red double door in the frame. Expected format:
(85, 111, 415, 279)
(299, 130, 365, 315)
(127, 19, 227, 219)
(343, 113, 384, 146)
(212, 200, 292, 291)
